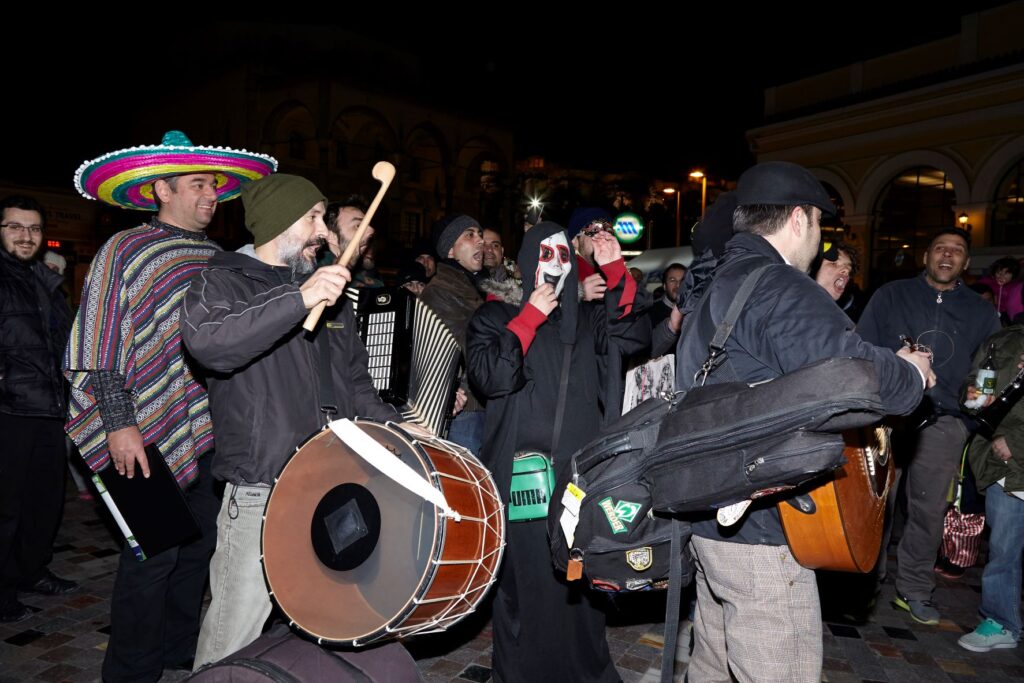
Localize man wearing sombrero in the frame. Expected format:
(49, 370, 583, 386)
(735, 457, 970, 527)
(63, 131, 276, 682)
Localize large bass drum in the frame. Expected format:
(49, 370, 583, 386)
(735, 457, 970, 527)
(262, 419, 505, 646)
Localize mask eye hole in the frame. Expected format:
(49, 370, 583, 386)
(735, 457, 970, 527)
(539, 244, 554, 262)
(557, 245, 570, 263)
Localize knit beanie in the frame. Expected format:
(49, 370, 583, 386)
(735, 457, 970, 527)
(242, 174, 326, 247)
(435, 214, 481, 259)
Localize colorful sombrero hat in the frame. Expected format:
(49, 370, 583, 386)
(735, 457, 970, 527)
(74, 130, 278, 211)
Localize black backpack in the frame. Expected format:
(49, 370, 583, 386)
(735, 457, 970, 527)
(547, 265, 889, 683)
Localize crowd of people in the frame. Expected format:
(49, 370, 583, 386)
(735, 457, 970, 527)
(1, 129, 1021, 683)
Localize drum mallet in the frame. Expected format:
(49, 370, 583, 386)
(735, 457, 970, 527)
(302, 160, 396, 332)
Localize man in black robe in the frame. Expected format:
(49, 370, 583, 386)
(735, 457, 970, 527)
(467, 222, 650, 682)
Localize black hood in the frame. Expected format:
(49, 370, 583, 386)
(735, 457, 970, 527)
(518, 221, 578, 344)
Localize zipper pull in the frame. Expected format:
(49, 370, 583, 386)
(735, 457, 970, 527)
(937, 292, 943, 304)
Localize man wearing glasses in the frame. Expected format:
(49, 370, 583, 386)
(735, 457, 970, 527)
(0, 195, 77, 623)
(567, 207, 615, 302)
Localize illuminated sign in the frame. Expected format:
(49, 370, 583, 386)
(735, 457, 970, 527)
(47, 240, 61, 248)
(613, 213, 644, 244)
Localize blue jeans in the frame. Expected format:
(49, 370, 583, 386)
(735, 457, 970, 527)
(980, 483, 1024, 638)
(448, 410, 485, 456)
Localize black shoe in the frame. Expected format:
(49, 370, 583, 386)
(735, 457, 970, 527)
(934, 556, 966, 580)
(0, 601, 33, 623)
(19, 570, 79, 596)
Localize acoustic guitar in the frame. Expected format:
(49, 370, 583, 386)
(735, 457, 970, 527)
(778, 427, 894, 573)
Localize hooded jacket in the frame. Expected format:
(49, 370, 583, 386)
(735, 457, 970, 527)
(181, 250, 398, 485)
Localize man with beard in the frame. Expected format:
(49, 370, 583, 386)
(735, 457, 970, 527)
(0, 195, 76, 624)
(421, 215, 486, 452)
(675, 162, 932, 682)
(65, 131, 275, 682)
(650, 264, 685, 325)
(858, 227, 1000, 625)
(467, 222, 650, 683)
(181, 174, 403, 666)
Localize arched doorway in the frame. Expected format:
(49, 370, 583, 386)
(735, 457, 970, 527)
(990, 158, 1024, 247)
(870, 166, 957, 285)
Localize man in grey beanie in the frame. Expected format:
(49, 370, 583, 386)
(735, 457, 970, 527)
(181, 174, 404, 666)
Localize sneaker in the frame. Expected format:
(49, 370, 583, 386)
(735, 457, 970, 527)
(893, 594, 940, 625)
(0, 601, 33, 624)
(958, 618, 1018, 652)
(19, 570, 78, 596)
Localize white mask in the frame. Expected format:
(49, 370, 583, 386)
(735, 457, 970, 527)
(535, 232, 572, 297)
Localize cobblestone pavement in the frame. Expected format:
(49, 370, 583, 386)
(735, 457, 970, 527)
(2, 491, 1022, 682)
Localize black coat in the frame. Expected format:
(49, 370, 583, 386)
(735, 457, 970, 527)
(0, 249, 71, 417)
(466, 223, 649, 683)
(676, 232, 924, 545)
(181, 251, 399, 485)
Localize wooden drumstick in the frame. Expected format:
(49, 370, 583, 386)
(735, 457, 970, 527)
(302, 161, 396, 332)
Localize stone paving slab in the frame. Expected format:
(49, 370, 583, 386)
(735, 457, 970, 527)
(3, 489, 1023, 682)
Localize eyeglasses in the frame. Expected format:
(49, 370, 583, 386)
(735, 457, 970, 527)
(1, 222, 42, 236)
(581, 220, 613, 237)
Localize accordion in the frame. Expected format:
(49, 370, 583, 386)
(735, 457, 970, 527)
(347, 287, 462, 437)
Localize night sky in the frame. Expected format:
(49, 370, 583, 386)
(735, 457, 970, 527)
(6, 7, 1008, 191)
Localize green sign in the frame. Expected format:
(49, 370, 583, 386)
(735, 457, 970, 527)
(614, 212, 644, 244)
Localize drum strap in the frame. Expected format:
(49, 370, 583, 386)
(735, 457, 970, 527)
(315, 329, 339, 421)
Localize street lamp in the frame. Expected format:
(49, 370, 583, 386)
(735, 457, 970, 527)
(689, 170, 707, 219)
(663, 187, 681, 247)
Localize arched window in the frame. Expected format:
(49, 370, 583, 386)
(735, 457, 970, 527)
(871, 166, 956, 285)
(990, 158, 1024, 247)
(288, 131, 305, 161)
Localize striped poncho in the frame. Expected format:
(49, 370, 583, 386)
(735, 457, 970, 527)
(64, 221, 220, 486)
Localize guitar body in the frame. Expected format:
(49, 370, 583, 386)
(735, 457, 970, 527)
(779, 427, 894, 573)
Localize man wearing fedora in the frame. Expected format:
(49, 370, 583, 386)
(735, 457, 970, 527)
(64, 131, 276, 682)
(675, 162, 933, 682)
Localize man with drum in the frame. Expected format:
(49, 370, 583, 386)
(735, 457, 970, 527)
(180, 174, 403, 667)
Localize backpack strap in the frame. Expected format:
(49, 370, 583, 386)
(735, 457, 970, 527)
(660, 518, 685, 683)
(695, 263, 775, 386)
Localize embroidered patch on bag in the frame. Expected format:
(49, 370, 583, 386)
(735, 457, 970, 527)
(625, 547, 653, 571)
(599, 497, 627, 534)
(613, 500, 642, 523)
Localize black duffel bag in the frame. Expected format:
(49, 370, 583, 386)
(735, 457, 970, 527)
(645, 355, 885, 513)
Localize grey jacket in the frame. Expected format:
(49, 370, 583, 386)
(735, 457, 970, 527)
(181, 251, 398, 485)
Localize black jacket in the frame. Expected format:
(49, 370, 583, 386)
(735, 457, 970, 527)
(0, 249, 71, 417)
(675, 233, 924, 545)
(181, 251, 398, 485)
(857, 272, 1000, 419)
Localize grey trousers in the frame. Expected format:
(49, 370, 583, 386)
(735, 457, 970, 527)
(895, 414, 969, 601)
(688, 536, 821, 683)
(193, 484, 273, 669)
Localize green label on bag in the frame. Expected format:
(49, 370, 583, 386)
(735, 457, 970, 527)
(598, 497, 644, 534)
(614, 500, 642, 523)
(599, 497, 627, 534)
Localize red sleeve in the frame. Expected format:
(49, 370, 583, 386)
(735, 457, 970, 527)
(505, 303, 548, 354)
(599, 258, 637, 318)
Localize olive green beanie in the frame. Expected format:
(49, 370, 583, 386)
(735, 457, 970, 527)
(242, 174, 326, 247)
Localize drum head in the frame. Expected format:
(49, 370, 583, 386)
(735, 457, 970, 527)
(262, 421, 438, 644)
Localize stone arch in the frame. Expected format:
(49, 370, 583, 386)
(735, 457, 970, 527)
(263, 100, 318, 166)
(809, 167, 854, 216)
(403, 123, 449, 197)
(855, 150, 970, 215)
(329, 106, 397, 173)
(972, 134, 1024, 203)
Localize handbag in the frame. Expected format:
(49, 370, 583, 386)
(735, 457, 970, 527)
(507, 344, 573, 522)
